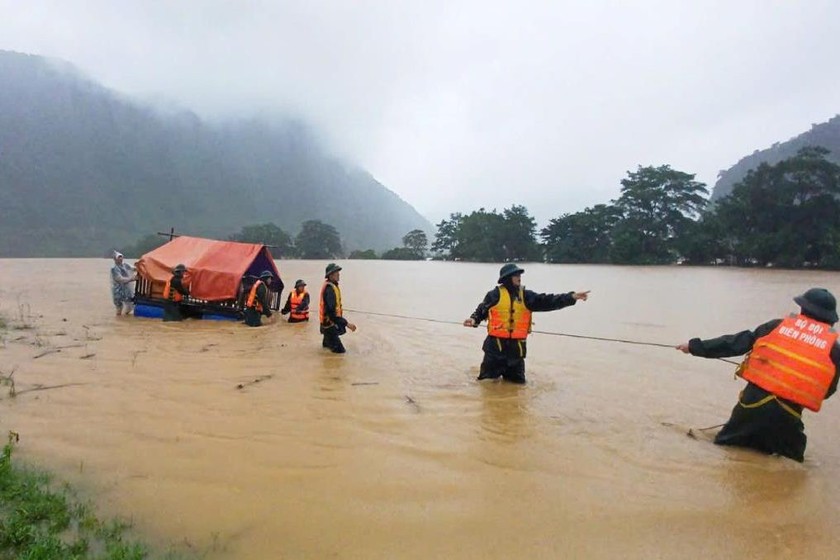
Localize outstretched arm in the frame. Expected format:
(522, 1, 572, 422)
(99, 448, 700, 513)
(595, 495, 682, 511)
(524, 290, 589, 312)
(675, 319, 781, 358)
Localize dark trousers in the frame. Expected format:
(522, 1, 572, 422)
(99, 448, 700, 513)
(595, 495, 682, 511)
(714, 385, 807, 462)
(477, 336, 527, 383)
(162, 303, 184, 322)
(478, 352, 526, 383)
(243, 308, 264, 327)
(321, 324, 346, 353)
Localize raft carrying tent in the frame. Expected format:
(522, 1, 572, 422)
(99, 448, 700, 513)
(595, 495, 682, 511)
(133, 236, 283, 320)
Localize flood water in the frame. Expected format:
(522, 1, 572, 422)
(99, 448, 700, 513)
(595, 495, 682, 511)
(2, 259, 840, 559)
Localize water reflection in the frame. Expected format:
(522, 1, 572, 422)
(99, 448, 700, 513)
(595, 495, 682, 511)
(718, 455, 809, 506)
(477, 381, 533, 443)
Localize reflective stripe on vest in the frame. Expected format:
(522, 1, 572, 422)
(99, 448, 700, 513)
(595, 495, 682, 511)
(163, 279, 183, 303)
(319, 281, 342, 326)
(290, 290, 309, 320)
(487, 286, 532, 339)
(739, 314, 838, 412)
(246, 280, 264, 312)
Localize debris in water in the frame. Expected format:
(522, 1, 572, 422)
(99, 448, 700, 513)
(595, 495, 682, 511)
(236, 374, 273, 390)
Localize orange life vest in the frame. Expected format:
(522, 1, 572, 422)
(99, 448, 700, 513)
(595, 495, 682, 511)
(319, 281, 342, 326)
(738, 314, 838, 412)
(487, 286, 532, 339)
(163, 278, 183, 303)
(290, 290, 309, 320)
(246, 280, 264, 312)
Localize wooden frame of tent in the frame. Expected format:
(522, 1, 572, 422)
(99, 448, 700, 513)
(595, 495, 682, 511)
(133, 235, 283, 319)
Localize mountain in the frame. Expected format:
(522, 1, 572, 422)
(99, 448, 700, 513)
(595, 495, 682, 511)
(711, 114, 840, 201)
(0, 50, 431, 257)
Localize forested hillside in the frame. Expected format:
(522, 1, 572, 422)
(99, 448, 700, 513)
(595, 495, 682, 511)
(712, 115, 840, 200)
(0, 50, 430, 256)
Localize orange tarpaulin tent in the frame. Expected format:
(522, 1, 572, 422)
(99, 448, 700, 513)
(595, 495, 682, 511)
(135, 236, 280, 301)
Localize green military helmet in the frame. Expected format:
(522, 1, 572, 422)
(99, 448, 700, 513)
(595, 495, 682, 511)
(260, 270, 274, 279)
(294, 279, 307, 288)
(498, 263, 525, 283)
(794, 287, 838, 324)
(325, 263, 342, 278)
(173, 263, 187, 273)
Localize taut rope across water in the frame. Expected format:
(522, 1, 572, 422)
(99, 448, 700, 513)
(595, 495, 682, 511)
(344, 308, 741, 366)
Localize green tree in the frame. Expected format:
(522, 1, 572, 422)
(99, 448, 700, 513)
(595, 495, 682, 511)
(431, 206, 540, 262)
(402, 229, 429, 258)
(542, 204, 621, 263)
(611, 165, 708, 264)
(453, 209, 508, 261)
(431, 213, 463, 257)
(712, 147, 840, 268)
(673, 210, 728, 265)
(295, 220, 343, 259)
(349, 249, 378, 259)
(229, 223, 296, 257)
(381, 247, 419, 260)
(501, 205, 541, 261)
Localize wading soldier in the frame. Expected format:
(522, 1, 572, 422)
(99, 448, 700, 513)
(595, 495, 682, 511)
(162, 264, 190, 322)
(320, 263, 356, 353)
(281, 279, 310, 323)
(243, 270, 275, 327)
(463, 263, 590, 383)
(677, 288, 840, 462)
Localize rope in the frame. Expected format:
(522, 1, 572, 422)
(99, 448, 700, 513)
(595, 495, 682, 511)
(344, 309, 460, 326)
(694, 423, 726, 431)
(343, 308, 740, 365)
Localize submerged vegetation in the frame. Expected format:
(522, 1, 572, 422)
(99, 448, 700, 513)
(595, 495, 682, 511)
(0, 434, 180, 559)
(0, 308, 203, 559)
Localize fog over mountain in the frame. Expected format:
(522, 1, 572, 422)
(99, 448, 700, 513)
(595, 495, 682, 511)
(0, 50, 431, 257)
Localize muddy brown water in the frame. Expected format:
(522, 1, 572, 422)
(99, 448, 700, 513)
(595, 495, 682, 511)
(2, 259, 840, 559)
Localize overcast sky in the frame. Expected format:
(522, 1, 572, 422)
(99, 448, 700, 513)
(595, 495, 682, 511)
(2, 0, 839, 225)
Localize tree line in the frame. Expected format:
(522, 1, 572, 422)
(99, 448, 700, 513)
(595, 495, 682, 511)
(123, 219, 343, 259)
(123, 146, 840, 269)
(432, 146, 840, 269)
(122, 220, 430, 261)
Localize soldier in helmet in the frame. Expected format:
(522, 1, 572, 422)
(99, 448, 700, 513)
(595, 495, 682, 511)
(281, 279, 310, 323)
(320, 263, 356, 353)
(463, 263, 590, 383)
(162, 264, 190, 322)
(676, 288, 840, 462)
(243, 270, 276, 327)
